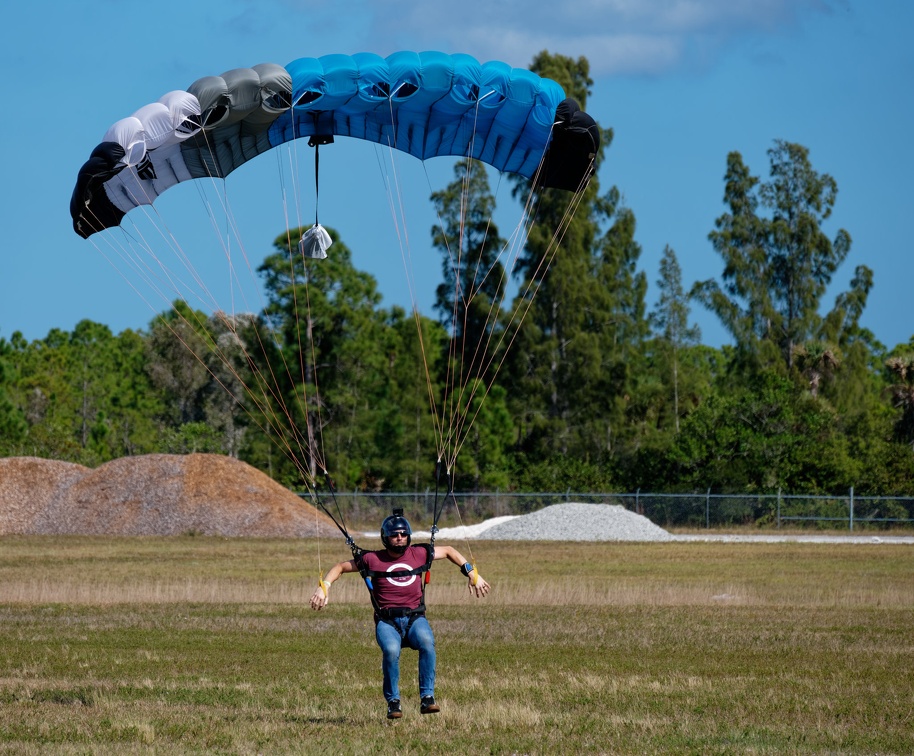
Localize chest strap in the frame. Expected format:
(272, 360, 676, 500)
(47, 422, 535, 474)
(362, 565, 427, 580)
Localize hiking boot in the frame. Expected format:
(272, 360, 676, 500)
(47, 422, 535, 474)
(387, 699, 402, 719)
(420, 695, 440, 714)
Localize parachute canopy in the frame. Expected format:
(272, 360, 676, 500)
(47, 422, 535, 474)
(71, 51, 600, 238)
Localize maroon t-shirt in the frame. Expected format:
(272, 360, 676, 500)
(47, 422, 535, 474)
(360, 544, 431, 610)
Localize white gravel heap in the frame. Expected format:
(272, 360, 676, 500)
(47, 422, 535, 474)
(415, 515, 519, 541)
(470, 502, 675, 542)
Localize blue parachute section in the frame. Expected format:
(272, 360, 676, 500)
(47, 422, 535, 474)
(71, 51, 600, 238)
(272, 51, 563, 178)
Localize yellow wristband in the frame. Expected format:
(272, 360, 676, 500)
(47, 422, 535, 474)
(320, 580, 331, 597)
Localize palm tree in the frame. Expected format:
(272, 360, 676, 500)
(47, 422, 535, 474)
(885, 355, 914, 446)
(792, 341, 840, 399)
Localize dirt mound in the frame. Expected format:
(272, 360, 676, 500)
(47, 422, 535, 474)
(0, 457, 89, 535)
(0, 454, 337, 537)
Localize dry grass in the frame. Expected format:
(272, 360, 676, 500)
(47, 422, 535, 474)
(1, 536, 912, 754)
(2, 537, 912, 610)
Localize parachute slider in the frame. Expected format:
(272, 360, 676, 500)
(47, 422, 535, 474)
(299, 224, 332, 260)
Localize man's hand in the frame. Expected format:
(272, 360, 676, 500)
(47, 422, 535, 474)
(309, 580, 331, 610)
(468, 573, 490, 598)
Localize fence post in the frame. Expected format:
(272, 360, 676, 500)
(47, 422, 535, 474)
(849, 486, 854, 532)
(636, 488, 640, 515)
(706, 488, 711, 529)
(777, 488, 781, 530)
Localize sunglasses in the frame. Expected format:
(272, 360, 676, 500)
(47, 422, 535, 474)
(390, 531, 409, 538)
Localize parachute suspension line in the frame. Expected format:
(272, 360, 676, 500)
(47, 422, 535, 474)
(439, 102, 490, 465)
(103, 167, 265, 341)
(277, 123, 307, 240)
(314, 471, 365, 561)
(441, 158, 515, 468)
(431, 460, 477, 577)
(457, 193, 590, 462)
(107, 146, 325, 491)
(428, 157, 523, 469)
(371, 105, 447, 457)
(391, 260, 446, 461)
(225, 110, 338, 489)
(102, 241, 317, 488)
(446, 176, 539, 455)
(446, 157, 593, 464)
(444, 155, 479, 463)
(379, 98, 422, 323)
(203, 169, 323, 486)
(172, 131, 286, 345)
(441, 155, 484, 465)
(422, 99, 501, 466)
(276, 147, 313, 440)
(431, 92, 553, 469)
(87, 220, 228, 399)
(314, 496, 325, 596)
(295, 258, 329, 479)
(438, 195, 462, 466)
(103, 173, 227, 314)
(261, 121, 331, 483)
(424, 179, 475, 468)
(167, 299, 320, 489)
(429, 459, 455, 546)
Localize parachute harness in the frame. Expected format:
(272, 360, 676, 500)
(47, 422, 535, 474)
(312, 463, 479, 617)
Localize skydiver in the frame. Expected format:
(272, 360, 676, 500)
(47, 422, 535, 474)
(309, 509, 490, 719)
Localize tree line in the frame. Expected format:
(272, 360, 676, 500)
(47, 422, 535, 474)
(3, 52, 914, 495)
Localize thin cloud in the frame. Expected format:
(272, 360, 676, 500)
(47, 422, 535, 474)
(355, 0, 837, 75)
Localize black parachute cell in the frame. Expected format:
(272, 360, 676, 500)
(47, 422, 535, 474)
(70, 142, 128, 238)
(537, 98, 601, 192)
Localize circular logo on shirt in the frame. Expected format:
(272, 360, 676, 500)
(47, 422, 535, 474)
(386, 562, 417, 586)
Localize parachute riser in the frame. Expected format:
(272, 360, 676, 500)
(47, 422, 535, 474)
(314, 472, 363, 555)
(430, 459, 462, 549)
(313, 474, 376, 596)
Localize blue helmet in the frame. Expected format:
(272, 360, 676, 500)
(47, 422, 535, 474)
(380, 509, 412, 552)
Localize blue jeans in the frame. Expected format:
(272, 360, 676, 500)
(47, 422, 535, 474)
(375, 615, 436, 702)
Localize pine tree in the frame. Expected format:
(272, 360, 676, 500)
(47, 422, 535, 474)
(649, 246, 701, 432)
(506, 51, 648, 465)
(0, 337, 26, 449)
(694, 141, 855, 374)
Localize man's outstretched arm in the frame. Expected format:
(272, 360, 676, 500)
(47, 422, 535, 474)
(309, 558, 358, 610)
(433, 545, 490, 598)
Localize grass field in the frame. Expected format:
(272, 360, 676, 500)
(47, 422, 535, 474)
(1, 536, 912, 754)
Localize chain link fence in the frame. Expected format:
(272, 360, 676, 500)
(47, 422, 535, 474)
(299, 489, 914, 532)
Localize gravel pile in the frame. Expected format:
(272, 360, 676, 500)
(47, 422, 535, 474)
(443, 506, 914, 544)
(415, 515, 519, 540)
(0, 454, 337, 537)
(0, 458, 88, 535)
(473, 502, 675, 542)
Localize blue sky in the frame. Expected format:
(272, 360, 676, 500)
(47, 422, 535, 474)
(1, 0, 911, 350)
